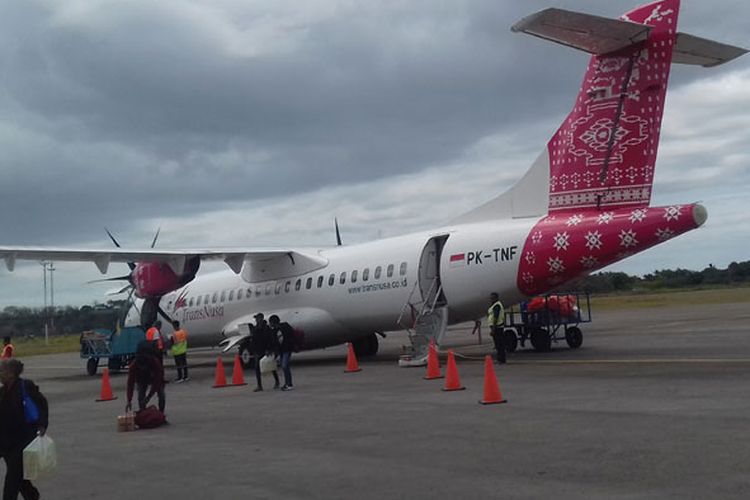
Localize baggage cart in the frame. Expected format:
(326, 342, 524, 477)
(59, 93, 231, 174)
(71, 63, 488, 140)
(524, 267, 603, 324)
(503, 291, 592, 352)
(80, 327, 147, 375)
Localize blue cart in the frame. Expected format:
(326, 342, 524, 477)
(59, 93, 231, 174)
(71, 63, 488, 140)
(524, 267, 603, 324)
(503, 291, 592, 352)
(80, 327, 147, 375)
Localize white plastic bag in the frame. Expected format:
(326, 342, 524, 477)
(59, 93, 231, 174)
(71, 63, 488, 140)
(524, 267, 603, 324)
(259, 354, 276, 374)
(23, 435, 57, 480)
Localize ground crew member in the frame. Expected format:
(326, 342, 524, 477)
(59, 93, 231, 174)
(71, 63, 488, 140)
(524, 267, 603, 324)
(170, 321, 189, 382)
(145, 320, 165, 363)
(1, 337, 13, 359)
(488, 292, 506, 364)
(269, 315, 295, 391)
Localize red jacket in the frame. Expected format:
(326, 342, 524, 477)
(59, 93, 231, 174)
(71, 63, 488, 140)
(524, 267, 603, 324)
(126, 355, 165, 404)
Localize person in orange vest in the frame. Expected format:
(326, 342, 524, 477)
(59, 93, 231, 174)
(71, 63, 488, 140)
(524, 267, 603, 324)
(145, 321, 165, 364)
(169, 321, 189, 383)
(1, 337, 13, 359)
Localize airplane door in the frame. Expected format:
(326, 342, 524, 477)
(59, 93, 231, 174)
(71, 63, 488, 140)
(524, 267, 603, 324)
(418, 235, 448, 307)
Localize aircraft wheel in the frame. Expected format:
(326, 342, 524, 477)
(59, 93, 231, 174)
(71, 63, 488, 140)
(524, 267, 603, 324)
(503, 329, 518, 353)
(239, 343, 255, 370)
(530, 328, 551, 352)
(565, 327, 583, 349)
(87, 357, 99, 376)
(353, 334, 379, 357)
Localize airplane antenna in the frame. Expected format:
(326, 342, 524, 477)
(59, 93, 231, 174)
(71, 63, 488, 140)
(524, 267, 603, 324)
(335, 218, 343, 246)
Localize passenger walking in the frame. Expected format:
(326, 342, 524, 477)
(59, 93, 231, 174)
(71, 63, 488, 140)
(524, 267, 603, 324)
(251, 313, 280, 392)
(126, 341, 166, 414)
(170, 321, 189, 382)
(1, 338, 13, 359)
(488, 292, 507, 364)
(0, 359, 48, 500)
(269, 315, 295, 391)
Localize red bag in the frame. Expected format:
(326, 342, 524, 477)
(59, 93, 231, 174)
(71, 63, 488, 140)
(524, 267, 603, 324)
(135, 406, 166, 429)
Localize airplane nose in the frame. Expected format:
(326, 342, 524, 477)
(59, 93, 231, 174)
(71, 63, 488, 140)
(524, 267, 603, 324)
(692, 203, 708, 227)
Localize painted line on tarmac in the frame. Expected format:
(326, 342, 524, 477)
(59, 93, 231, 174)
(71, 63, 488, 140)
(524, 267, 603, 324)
(510, 358, 750, 365)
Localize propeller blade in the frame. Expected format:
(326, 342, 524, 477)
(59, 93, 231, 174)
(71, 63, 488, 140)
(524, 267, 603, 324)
(150, 227, 161, 249)
(86, 274, 132, 285)
(104, 228, 136, 271)
(335, 218, 343, 246)
(157, 304, 174, 325)
(105, 284, 132, 296)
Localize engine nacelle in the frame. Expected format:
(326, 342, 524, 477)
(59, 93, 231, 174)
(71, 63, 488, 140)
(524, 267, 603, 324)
(132, 257, 200, 298)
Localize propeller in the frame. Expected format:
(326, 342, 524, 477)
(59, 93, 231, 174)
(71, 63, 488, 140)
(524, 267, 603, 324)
(335, 218, 343, 246)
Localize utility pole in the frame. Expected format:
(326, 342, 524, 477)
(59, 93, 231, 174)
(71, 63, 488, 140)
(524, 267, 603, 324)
(49, 262, 55, 331)
(40, 261, 49, 345)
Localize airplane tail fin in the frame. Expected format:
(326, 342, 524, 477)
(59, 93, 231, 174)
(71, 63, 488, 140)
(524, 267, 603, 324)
(453, 0, 745, 224)
(541, 0, 680, 213)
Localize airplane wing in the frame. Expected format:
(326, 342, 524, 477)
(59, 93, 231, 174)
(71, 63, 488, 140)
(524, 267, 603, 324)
(0, 246, 329, 277)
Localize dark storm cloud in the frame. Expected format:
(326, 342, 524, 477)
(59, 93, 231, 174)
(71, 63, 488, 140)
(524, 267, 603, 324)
(0, 0, 748, 305)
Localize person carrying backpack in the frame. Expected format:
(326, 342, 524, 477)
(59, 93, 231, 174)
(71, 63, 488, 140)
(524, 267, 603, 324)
(126, 341, 166, 414)
(0, 358, 48, 500)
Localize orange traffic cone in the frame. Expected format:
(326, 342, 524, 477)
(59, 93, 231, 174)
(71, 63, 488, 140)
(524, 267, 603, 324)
(212, 356, 228, 388)
(442, 350, 465, 391)
(424, 341, 443, 380)
(479, 355, 507, 405)
(231, 355, 247, 386)
(344, 343, 361, 373)
(95, 368, 117, 402)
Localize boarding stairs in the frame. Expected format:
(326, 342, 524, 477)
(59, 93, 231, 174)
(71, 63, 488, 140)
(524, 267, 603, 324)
(396, 278, 448, 367)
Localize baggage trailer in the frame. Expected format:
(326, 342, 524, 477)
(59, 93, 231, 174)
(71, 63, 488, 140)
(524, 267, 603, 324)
(80, 327, 147, 375)
(503, 291, 592, 352)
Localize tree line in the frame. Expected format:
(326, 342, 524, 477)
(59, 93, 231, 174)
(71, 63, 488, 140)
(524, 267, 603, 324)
(0, 300, 125, 339)
(567, 260, 750, 294)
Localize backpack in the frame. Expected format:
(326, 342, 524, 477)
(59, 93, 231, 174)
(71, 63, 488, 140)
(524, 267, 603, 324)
(135, 406, 166, 429)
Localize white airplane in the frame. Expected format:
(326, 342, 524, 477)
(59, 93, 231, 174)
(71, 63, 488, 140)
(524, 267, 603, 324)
(1, 0, 745, 367)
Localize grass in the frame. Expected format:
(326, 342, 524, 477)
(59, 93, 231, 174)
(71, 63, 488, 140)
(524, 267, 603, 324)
(589, 285, 750, 310)
(9, 334, 82, 357)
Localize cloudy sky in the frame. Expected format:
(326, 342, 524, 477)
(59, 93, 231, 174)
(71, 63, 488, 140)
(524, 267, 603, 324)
(0, 0, 748, 308)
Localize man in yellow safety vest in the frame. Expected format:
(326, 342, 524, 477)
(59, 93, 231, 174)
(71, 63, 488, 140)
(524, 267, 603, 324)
(170, 321, 189, 382)
(487, 293, 506, 364)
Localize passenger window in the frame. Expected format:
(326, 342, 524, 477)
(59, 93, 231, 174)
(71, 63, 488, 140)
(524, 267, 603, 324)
(284, 281, 291, 293)
(239, 288, 244, 300)
(204, 294, 210, 305)
(306, 277, 313, 290)
(275, 282, 283, 294)
(295, 279, 302, 291)
(265, 284, 272, 295)
(339, 272, 347, 284)
(374, 266, 382, 279)
(363, 268, 369, 281)
(228, 290, 234, 301)
(328, 274, 335, 286)
(212, 292, 218, 304)
(220, 290, 226, 302)
(387, 264, 394, 278)
(351, 270, 358, 283)
(255, 286, 262, 297)
(318, 276, 324, 288)
(193, 297, 199, 306)
(400, 262, 407, 276)
(245, 288, 251, 299)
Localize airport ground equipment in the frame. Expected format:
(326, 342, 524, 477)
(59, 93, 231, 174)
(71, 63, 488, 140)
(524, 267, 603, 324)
(80, 327, 147, 375)
(503, 291, 591, 352)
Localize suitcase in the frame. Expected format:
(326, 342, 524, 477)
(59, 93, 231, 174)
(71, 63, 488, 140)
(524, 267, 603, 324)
(135, 406, 167, 429)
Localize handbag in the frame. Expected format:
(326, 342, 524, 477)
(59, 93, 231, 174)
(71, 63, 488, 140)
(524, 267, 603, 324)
(259, 354, 276, 374)
(20, 378, 40, 425)
(23, 435, 57, 480)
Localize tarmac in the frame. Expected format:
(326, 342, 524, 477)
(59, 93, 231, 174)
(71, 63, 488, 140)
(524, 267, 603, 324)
(6, 301, 750, 499)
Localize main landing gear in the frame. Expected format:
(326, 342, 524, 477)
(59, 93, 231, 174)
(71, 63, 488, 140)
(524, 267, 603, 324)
(352, 333, 379, 357)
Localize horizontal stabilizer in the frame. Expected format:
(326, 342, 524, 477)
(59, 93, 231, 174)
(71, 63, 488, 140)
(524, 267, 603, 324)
(673, 33, 748, 67)
(511, 8, 651, 55)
